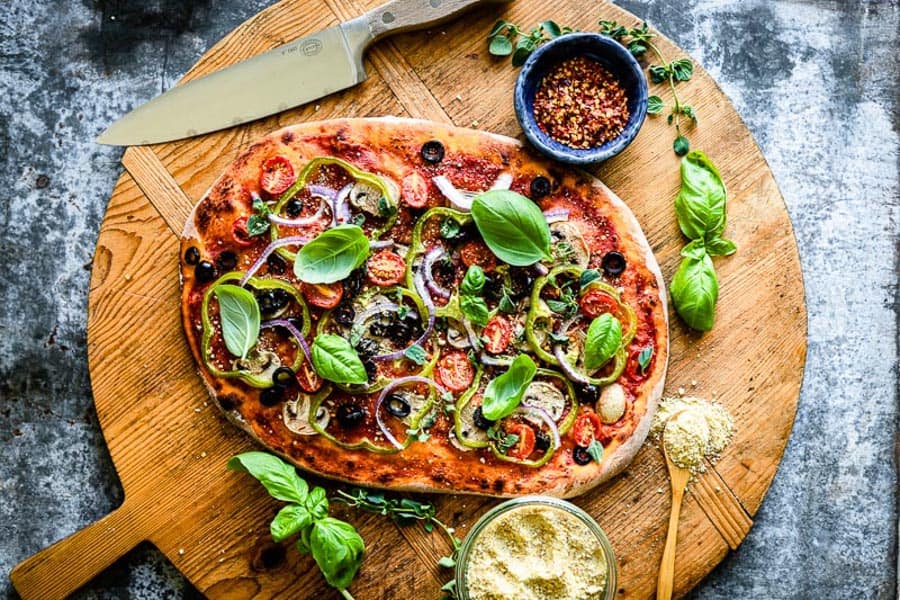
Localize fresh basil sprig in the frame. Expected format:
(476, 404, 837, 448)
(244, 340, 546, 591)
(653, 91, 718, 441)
(669, 151, 736, 331)
(584, 313, 623, 372)
(470, 191, 552, 266)
(215, 284, 261, 359)
(481, 354, 537, 420)
(228, 452, 365, 599)
(294, 225, 370, 284)
(459, 265, 489, 327)
(311, 334, 368, 384)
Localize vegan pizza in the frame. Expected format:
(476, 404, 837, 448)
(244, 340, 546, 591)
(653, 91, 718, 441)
(180, 117, 667, 497)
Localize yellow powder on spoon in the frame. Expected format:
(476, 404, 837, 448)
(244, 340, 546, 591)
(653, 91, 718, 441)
(651, 396, 734, 473)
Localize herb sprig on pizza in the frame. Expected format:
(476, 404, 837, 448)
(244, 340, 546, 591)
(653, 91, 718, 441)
(181, 118, 667, 497)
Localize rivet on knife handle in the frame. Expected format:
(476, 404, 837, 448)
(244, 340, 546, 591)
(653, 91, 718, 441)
(361, 0, 513, 42)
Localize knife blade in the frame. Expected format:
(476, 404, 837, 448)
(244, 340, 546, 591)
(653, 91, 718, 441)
(97, 0, 508, 145)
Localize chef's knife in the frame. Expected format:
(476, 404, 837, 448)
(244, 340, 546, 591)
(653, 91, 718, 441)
(97, 0, 508, 145)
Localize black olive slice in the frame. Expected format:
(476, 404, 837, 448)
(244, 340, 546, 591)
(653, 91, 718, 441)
(356, 339, 379, 359)
(337, 403, 366, 428)
(530, 175, 551, 199)
(421, 140, 445, 164)
(343, 268, 365, 297)
(473, 406, 495, 430)
(385, 393, 412, 418)
(285, 198, 304, 218)
(573, 445, 592, 465)
(195, 260, 216, 282)
(216, 251, 238, 271)
(601, 251, 627, 276)
(266, 252, 287, 274)
(363, 359, 378, 379)
(508, 268, 535, 300)
(257, 289, 291, 317)
(260, 384, 285, 407)
(535, 430, 551, 452)
(272, 366, 294, 386)
(333, 303, 356, 326)
(184, 246, 200, 265)
(575, 383, 600, 404)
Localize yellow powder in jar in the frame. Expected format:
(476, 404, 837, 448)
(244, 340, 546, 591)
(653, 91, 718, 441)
(465, 505, 608, 600)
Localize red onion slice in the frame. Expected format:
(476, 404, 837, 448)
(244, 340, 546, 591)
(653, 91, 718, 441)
(268, 195, 329, 227)
(554, 345, 590, 385)
(353, 302, 401, 331)
(422, 247, 451, 300)
(239, 235, 310, 286)
(306, 184, 338, 200)
(332, 183, 353, 226)
(369, 239, 394, 250)
(480, 354, 512, 367)
(433, 173, 513, 212)
(517, 404, 561, 450)
(490, 172, 513, 191)
(260, 319, 312, 366)
(543, 208, 570, 223)
(375, 376, 448, 450)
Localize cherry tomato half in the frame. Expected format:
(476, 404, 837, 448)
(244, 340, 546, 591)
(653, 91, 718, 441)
(401, 172, 429, 208)
(231, 215, 254, 247)
(296, 359, 323, 393)
(572, 412, 604, 447)
(505, 423, 537, 459)
(459, 241, 497, 271)
(435, 351, 475, 393)
(366, 251, 406, 287)
(259, 156, 296, 196)
(579, 288, 618, 319)
(482, 316, 512, 355)
(302, 282, 344, 309)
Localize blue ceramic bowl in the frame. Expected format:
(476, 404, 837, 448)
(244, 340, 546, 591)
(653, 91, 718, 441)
(514, 33, 648, 165)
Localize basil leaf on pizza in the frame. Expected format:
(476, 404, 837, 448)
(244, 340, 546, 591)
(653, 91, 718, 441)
(311, 334, 368, 384)
(294, 225, 370, 284)
(481, 354, 537, 420)
(460, 265, 489, 326)
(214, 284, 260, 359)
(584, 313, 623, 372)
(675, 150, 727, 241)
(470, 190, 552, 266)
(670, 250, 719, 331)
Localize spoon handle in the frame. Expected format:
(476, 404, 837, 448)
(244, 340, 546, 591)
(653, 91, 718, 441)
(656, 482, 686, 600)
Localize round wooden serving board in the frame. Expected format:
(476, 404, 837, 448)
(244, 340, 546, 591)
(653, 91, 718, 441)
(10, 0, 807, 598)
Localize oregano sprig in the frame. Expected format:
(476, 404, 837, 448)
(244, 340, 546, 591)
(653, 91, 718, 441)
(487, 20, 573, 66)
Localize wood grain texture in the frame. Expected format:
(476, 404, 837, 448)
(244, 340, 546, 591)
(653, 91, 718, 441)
(9, 0, 806, 598)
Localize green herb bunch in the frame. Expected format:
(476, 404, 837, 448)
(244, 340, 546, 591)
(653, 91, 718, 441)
(669, 151, 737, 331)
(598, 20, 696, 155)
(487, 20, 573, 66)
(228, 452, 365, 600)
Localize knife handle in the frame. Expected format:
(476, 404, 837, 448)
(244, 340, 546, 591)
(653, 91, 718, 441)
(362, 0, 510, 42)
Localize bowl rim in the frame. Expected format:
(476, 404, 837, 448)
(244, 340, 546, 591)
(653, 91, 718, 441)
(514, 32, 649, 165)
(453, 495, 618, 600)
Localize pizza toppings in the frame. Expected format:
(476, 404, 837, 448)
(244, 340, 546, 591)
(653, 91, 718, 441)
(259, 156, 296, 195)
(530, 175, 551, 199)
(601, 250, 627, 276)
(184, 246, 200, 265)
(195, 260, 216, 282)
(336, 403, 367, 428)
(597, 382, 627, 423)
(482, 316, 511, 354)
(436, 351, 476, 393)
(420, 139, 445, 164)
(579, 287, 618, 319)
(504, 423, 536, 459)
(366, 251, 405, 287)
(301, 282, 343, 309)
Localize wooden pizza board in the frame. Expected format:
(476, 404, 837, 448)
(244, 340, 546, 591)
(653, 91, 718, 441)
(10, 0, 806, 598)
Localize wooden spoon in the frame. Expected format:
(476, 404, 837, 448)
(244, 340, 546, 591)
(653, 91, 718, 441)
(656, 413, 693, 600)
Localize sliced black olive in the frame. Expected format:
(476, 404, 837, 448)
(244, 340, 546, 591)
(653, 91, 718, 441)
(260, 384, 285, 407)
(343, 268, 365, 297)
(337, 403, 366, 428)
(285, 198, 304, 218)
(216, 251, 238, 271)
(184, 246, 200, 265)
(257, 289, 291, 317)
(385, 393, 411, 418)
(432, 261, 456, 289)
(266, 252, 287, 274)
(601, 251, 627, 276)
(508, 268, 534, 300)
(575, 383, 601, 404)
(421, 140, 445, 164)
(573, 445, 592, 465)
(473, 406, 495, 430)
(535, 431, 551, 452)
(369, 322, 388, 337)
(387, 320, 414, 343)
(356, 339, 379, 359)
(363, 359, 378, 379)
(272, 366, 294, 386)
(530, 175, 551, 199)
(195, 260, 216, 282)
(333, 303, 356, 326)
(483, 272, 504, 301)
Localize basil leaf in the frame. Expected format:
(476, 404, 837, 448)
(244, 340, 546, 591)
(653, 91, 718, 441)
(310, 517, 366, 590)
(681, 238, 706, 260)
(675, 151, 726, 241)
(706, 237, 738, 257)
(311, 334, 368, 384)
(246, 214, 270, 237)
(215, 285, 260, 359)
(306, 486, 329, 521)
(671, 252, 719, 331)
(460, 295, 489, 327)
(460, 266, 485, 296)
(227, 451, 308, 503)
(294, 224, 370, 284)
(587, 440, 604, 464)
(647, 95, 664, 115)
(638, 346, 654, 374)
(498, 289, 517, 313)
(584, 313, 623, 372)
(471, 190, 552, 266)
(404, 344, 428, 365)
(270, 504, 312, 543)
(481, 354, 537, 420)
(580, 269, 601, 289)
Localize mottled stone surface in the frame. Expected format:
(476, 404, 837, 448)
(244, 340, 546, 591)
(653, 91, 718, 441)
(0, 1, 896, 599)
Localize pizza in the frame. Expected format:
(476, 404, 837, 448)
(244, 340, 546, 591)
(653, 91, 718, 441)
(180, 117, 667, 498)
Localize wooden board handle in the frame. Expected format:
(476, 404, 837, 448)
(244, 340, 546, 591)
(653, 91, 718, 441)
(10, 499, 146, 600)
(363, 0, 510, 42)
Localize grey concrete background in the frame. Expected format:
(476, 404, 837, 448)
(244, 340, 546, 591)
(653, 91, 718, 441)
(0, 0, 896, 598)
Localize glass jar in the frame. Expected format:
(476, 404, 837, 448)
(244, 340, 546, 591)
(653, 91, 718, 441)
(454, 495, 617, 600)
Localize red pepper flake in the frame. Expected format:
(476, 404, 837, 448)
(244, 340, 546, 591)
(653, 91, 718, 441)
(533, 56, 630, 150)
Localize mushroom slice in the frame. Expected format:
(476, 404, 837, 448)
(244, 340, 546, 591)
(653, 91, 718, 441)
(550, 221, 591, 268)
(522, 380, 566, 421)
(233, 349, 281, 381)
(283, 394, 327, 435)
(349, 178, 398, 217)
(597, 383, 626, 424)
(457, 399, 489, 445)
